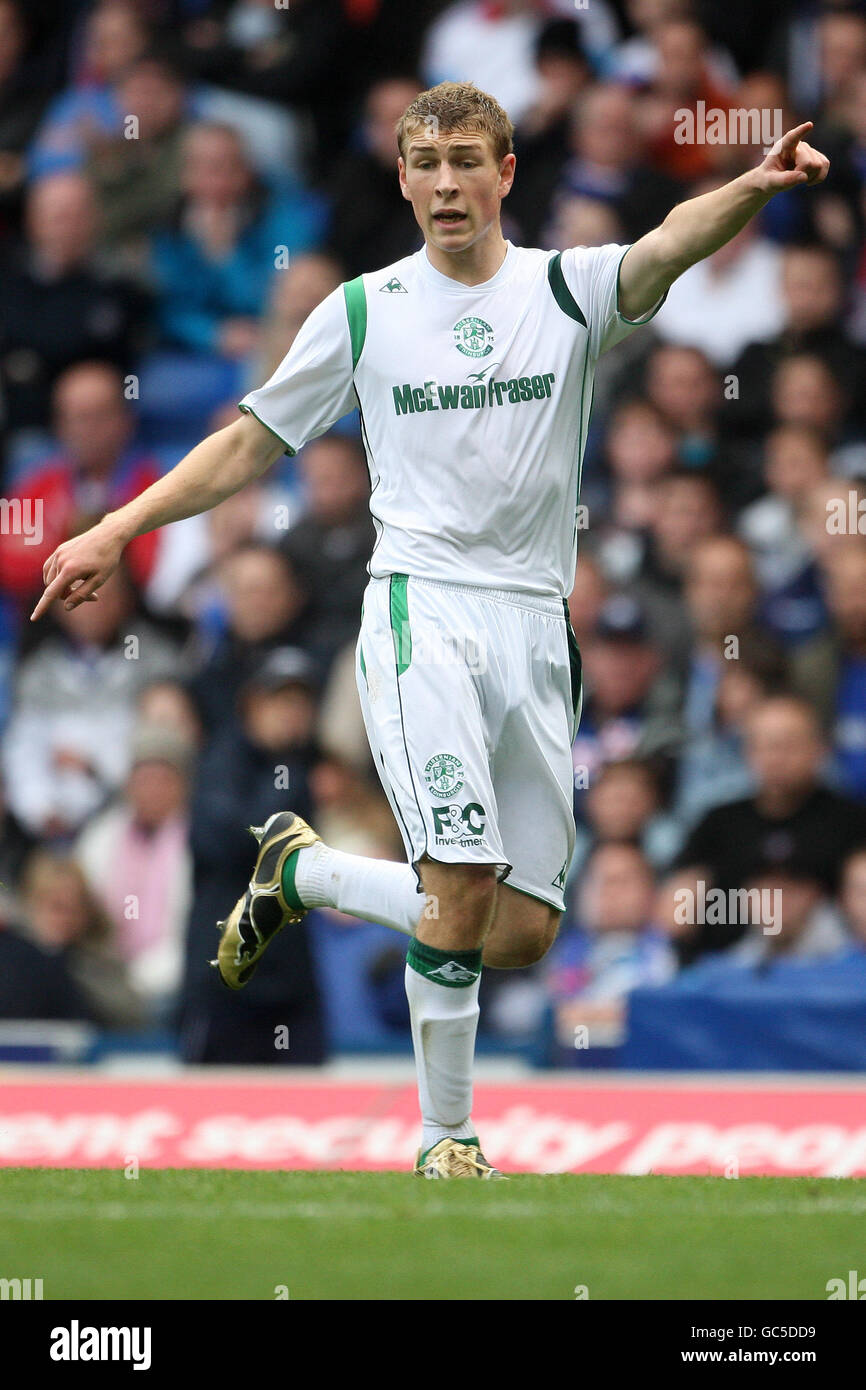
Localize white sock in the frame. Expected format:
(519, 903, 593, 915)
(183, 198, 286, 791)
(294, 842, 425, 936)
(405, 940, 482, 1157)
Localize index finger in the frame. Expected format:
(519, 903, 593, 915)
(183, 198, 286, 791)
(30, 569, 77, 622)
(779, 121, 813, 153)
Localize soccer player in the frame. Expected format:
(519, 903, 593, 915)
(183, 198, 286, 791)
(32, 84, 828, 1178)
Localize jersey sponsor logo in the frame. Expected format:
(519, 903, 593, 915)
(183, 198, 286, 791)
(380, 276, 407, 293)
(453, 315, 494, 357)
(392, 372, 555, 415)
(431, 802, 487, 846)
(424, 753, 464, 798)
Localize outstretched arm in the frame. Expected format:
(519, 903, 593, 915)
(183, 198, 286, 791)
(618, 121, 830, 320)
(30, 412, 285, 620)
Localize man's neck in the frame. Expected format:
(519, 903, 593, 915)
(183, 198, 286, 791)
(424, 226, 509, 287)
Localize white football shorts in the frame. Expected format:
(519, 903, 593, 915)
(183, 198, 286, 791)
(356, 573, 582, 912)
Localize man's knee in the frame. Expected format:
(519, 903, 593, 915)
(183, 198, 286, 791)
(483, 898, 561, 968)
(416, 859, 498, 949)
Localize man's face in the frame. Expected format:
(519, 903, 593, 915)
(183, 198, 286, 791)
(398, 128, 514, 255)
(53, 369, 130, 470)
(745, 702, 823, 798)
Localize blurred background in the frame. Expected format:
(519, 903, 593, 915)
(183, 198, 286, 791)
(2, 0, 866, 1077)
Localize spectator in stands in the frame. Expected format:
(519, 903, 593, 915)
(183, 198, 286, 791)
(673, 639, 788, 829)
(326, 77, 422, 279)
(179, 645, 326, 1065)
(507, 19, 590, 245)
(256, 251, 343, 381)
(85, 54, 189, 273)
(675, 536, 785, 739)
(188, 543, 310, 733)
(571, 756, 681, 879)
(279, 436, 374, 671)
(29, 0, 150, 180)
(543, 192, 623, 254)
(0, 170, 148, 438)
(675, 695, 866, 957)
(549, 841, 676, 1048)
(0, 362, 162, 605)
(590, 397, 677, 569)
(737, 423, 829, 646)
(18, 850, 144, 1028)
(627, 469, 725, 664)
(555, 83, 683, 243)
(792, 541, 866, 800)
(643, 343, 759, 502)
(176, 0, 354, 173)
(768, 354, 850, 465)
(639, 18, 735, 181)
(730, 244, 866, 440)
(75, 721, 194, 1014)
(609, 0, 739, 92)
(151, 121, 325, 360)
(135, 679, 202, 750)
(2, 565, 180, 837)
(724, 858, 849, 966)
(572, 593, 664, 783)
(0, 0, 56, 230)
(0, 903, 94, 1022)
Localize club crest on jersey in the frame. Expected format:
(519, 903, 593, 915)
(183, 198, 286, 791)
(453, 316, 494, 358)
(424, 753, 464, 798)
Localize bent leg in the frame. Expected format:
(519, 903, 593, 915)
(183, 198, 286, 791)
(482, 882, 561, 968)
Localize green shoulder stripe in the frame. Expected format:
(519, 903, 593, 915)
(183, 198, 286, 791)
(343, 276, 367, 369)
(546, 252, 587, 327)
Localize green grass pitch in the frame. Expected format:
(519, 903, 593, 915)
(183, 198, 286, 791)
(1, 1169, 863, 1300)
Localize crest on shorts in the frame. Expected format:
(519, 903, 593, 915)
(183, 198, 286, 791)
(453, 316, 494, 358)
(424, 753, 465, 799)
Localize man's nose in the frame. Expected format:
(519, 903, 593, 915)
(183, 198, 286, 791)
(435, 163, 458, 194)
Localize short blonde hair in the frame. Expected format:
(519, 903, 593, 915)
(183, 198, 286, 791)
(396, 82, 514, 163)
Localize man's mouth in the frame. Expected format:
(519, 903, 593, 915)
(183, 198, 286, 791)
(433, 210, 467, 226)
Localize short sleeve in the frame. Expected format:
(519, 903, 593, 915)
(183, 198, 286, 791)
(239, 286, 356, 455)
(559, 243, 667, 359)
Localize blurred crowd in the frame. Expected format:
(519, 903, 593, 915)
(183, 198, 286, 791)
(2, 0, 866, 1067)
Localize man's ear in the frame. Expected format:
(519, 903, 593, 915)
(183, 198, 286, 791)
(397, 156, 412, 202)
(499, 152, 516, 200)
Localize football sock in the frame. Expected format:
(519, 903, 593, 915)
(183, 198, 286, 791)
(405, 937, 482, 1158)
(283, 842, 425, 936)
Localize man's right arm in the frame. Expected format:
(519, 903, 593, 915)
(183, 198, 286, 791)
(31, 412, 286, 620)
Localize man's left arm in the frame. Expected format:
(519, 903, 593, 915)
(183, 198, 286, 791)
(618, 121, 830, 321)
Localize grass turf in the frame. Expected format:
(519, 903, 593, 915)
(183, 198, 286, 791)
(1, 1168, 863, 1300)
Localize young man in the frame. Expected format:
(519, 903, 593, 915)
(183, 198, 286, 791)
(32, 84, 828, 1178)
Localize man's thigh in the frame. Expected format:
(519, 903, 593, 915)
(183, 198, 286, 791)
(356, 574, 510, 877)
(492, 616, 577, 914)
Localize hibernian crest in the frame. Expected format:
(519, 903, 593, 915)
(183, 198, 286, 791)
(453, 316, 494, 358)
(424, 753, 465, 799)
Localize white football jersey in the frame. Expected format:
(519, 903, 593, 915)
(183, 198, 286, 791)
(239, 241, 663, 597)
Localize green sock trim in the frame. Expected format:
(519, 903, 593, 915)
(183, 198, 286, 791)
(407, 938, 482, 986)
(419, 1136, 479, 1166)
(280, 850, 305, 912)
